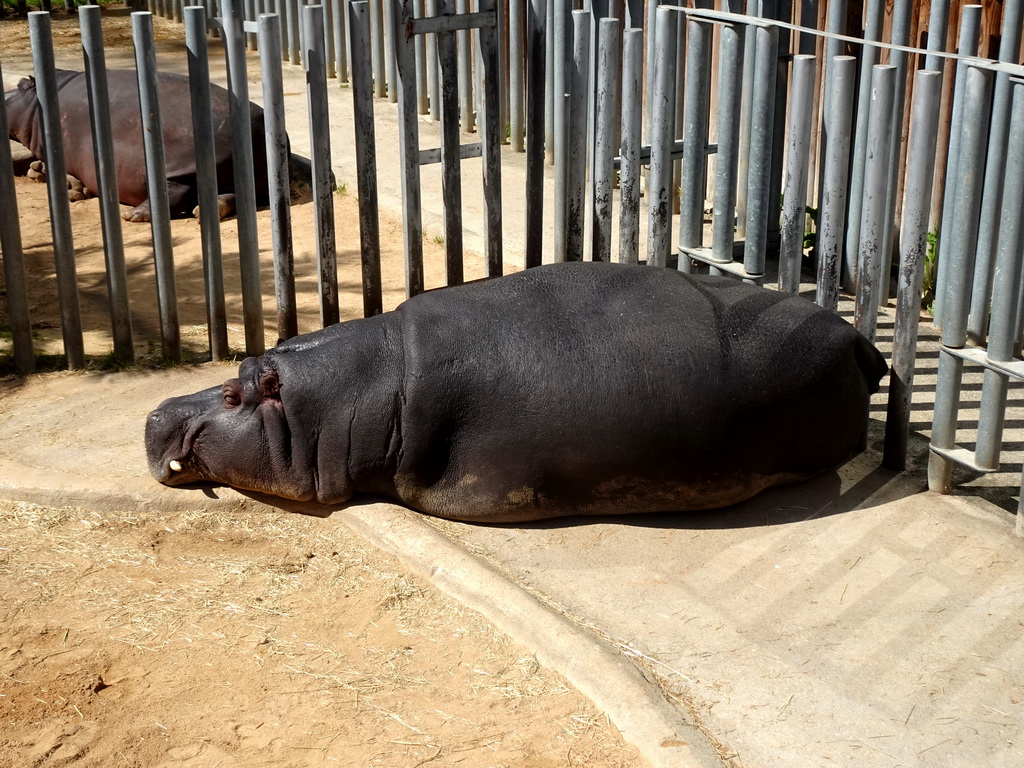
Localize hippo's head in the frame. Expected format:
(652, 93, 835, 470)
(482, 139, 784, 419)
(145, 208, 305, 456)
(145, 356, 320, 502)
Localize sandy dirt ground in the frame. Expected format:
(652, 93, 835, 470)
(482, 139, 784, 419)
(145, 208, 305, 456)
(0, 12, 641, 768)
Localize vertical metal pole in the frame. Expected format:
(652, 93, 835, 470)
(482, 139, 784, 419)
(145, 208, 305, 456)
(393, 0, 425, 295)
(383, 0, 397, 101)
(853, 65, 895, 342)
(778, 53, 815, 293)
(524, 0, 546, 267)
(245, 0, 257, 48)
(618, 27, 643, 265)
(335, 0, 349, 83)
(28, 13, 85, 369)
(969, 0, 1024, 343)
(590, 17, 619, 263)
(815, 55, 855, 311)
(553, 0, 571, 261)
(923, 0, 951, 73)
(414, 0, 428, 111)
(131, 11, 181, 362)
(843, 0, 884, 290)
(80, 5, 134, 363)
(735, 17, 757, 240)
(259, 13, 298, 340)
(679, 17, 710, 259)
(933, 3, 982, 326)
(456, 0, 475, 131)
(509, 0, 525, 151)
(435, 0, 465, 285)
(974, 84, 1024, 470)
(883, 70, 942, 471)
(303, 3, 339, 326)
(877, 0, 912, 305)
(644, 0, 658, 146)
(0, 60, 34, 373)
(278, 0, 290, 60)
(371, 0, 386, 97)
(289, 0, 301, 64)
(928, 65, 993, 493)
(185, 5, 229, 360)
(544, 0, 554, 162)
(349, 0, 384, 315)
(646, 6, 676, 268)
(427, 0, 440, 120)
(224, 0, 266, 353)
(565, 9, 590, 263)
(742, 22, 777, 282)
(815, 0, 846, 236)
(478, 0, 503, 276)
(710, 22, 745, 273)
(324, 0, 336, 77)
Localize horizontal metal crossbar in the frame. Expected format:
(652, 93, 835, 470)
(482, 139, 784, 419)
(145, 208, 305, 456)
(929, 445, 1000, 474)
(410, 10, 496, 36)
(418, 142, 483, 166)
(612, 141, 718, 170)
(679, 246, 764, 282)
(940, 344, 1024, 382)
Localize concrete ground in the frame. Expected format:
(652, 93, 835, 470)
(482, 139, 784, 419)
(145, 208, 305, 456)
(3, 9, 1024, 767)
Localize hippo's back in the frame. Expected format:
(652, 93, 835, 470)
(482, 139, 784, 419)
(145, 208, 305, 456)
(390, 262, 885, 522)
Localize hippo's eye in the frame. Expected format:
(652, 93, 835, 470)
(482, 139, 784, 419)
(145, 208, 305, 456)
(222, 385, 241, 408)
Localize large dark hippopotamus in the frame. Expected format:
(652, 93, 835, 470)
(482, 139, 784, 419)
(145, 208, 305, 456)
(5, 69, 271, 222)
(145, 262, 887, 523)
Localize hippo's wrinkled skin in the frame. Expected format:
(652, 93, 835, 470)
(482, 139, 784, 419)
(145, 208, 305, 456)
(145, 262, 888, 523)
(5, 69, 271, 222)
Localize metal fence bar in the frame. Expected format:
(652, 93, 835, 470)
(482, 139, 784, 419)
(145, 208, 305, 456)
(968, 0, 1024, 343)
(710, 21, 744, 273)
(815, 54, 855, 311)
(618, 27, 643, 265)
(457, 0, 475, 130)
(973, 84, 1024, 471)
(853, 64, 896, 342)
(0, 60, 34, 374)
(371, 0, 386, 96)
(509, 0, 524, 151)
(349, 0, 384, 315)
(414, 0, 428, 111)
(383, 0, 398, 101)
(131, 11, 180, 362)
(288, 0, 301, 63)
(478, 0, 503, 276)
(393, 0, 425, 295)
(544, 0, 554, 162)
(184, 5, 229, 360)
(80, 5, 134, 363)
(877, 0, 912, 305)
(28, 12, 85, 369)
(524, 0, 545, 267)
(591, 17, 620, 263)
(883, 70, 943, 471)
(552, 0, 571, 261)
(334, 0, 349, 82)
(436, 0, 465, 284)
(923, 0, 951, 73)
(843, 0, 884, 290)
(933, 3, 982, 327)
(678, 17, 709, 259)
(814, 0, 846, 241)
(303, 3, 340, 325)
(564, 9, 590, 263)
(259, 12, 298, 340)
(735, 18, 756, 240)
(427, 0, 440, 120)
(224, 0, 266, 353)
(741, 22, 777, 281)
(928, 64, 994, 493)
(646, 5, 677, 268)
(778, 53, 815, 293)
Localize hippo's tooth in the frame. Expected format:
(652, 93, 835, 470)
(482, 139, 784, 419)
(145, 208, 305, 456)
(169, 460, 182, 472)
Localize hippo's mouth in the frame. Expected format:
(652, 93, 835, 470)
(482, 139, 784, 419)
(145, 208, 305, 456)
(149, 418, 208, 486)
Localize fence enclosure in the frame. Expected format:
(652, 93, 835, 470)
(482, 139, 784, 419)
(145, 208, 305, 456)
(3, 0, 1024, 529)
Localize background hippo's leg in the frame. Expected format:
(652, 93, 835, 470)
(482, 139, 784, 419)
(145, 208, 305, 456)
(191, 193, 235, 222)
(122, 181, 193, 222)
(26, 161, 92, 201)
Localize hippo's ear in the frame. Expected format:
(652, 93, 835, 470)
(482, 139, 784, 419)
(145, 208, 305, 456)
(259, 365, 281, 400)
(17, 76, 35, 92)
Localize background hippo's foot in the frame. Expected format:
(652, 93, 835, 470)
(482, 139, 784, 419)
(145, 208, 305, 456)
(191, 194, 234, 222)
(26, 159, 45, 183)
(122, 200, 152, 223)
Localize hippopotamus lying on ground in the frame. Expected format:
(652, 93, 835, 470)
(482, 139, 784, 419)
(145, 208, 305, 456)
(146, 262, 888, 523)
(5, 69, 272, 222)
